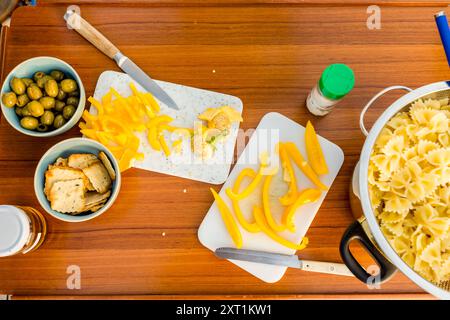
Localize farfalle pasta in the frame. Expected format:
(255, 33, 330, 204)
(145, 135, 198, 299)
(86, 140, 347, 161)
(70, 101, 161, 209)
(368, 97, 450, 284)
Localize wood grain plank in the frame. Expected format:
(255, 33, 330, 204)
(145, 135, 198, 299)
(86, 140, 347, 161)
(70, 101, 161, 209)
(0, 4, 448, 297)
(11, 293, 434, 300)
(35, 0, 450, 7)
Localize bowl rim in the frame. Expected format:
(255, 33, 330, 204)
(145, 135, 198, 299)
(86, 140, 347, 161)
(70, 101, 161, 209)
(0, 56, 85, 138)
(34, 137, 122, 223)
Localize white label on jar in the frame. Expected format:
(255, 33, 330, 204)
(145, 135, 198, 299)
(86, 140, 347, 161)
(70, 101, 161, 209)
(306, 85, 340, 116)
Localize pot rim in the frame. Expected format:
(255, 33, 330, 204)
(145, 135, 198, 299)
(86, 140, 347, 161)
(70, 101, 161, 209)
(359, 80, 450, 299)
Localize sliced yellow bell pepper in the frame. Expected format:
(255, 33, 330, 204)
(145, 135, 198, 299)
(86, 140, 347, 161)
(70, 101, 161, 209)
(227, 165, 265, 200)
(282, 188, 322, 232)
(278, 143, 298, 206)
(253, 206, 308, 250)
(283, 142, 329, 191)
(210, 188, 243, 249)
(225, 168, 260, 233)
(159, 134, 171, 157)
(148, 126, 161, 151)
(262, 174, 287, 233)
(305, 121, 329, 175)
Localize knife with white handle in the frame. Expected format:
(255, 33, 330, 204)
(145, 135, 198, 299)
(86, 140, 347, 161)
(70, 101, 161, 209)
(215, 247, 354, 277)
(64, 8, 179, 110)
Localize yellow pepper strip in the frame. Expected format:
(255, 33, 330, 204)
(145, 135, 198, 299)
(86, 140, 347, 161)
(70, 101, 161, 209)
(305, 121, 329, 175)
(227, 165, 265, 200)
(148, 126, 161, 151)
(282, 188, 322, 232)
(159, 134, 171, 157)
(210, 188, 243, 249)
(278, 143, 298, 206)
(225, 168, 260, 233)
(129, 82, 139, 96)
(80, 129, 98, 140)
(88, 97, 104, 117)
(253, 206, 308, 250)
(283, 142, 329, 191)
(146, 93, 161, 113)
(262, 174, 287, 233)
(118, 149, 136, 172)
(172, 139, 182, 148)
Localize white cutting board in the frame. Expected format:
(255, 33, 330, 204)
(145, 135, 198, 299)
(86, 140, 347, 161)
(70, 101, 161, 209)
(198, 112, 344, 283)
(91, 71, 243, 184)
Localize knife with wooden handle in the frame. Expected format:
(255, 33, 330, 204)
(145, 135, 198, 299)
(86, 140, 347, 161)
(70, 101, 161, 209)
(63, 8, 179, 110)
(215, 247, 354, 277)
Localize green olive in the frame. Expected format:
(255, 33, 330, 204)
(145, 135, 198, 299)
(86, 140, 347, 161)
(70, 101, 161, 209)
(21, 78, 34, 87)
(27, 100, 44, 117)
(40, 110, 55, 126)
(36, 124, 49, 132)
(62, 104, 76, 119)
(33, 71, 46, 82)
(53, 114, 66, 129)
(27, 85, 43, 100)
(20, 116, 39, 130)
(50, 70, 65, 81)
(56, 88, 67, 101)
(15, 107, 23, 117)
(10, 78, 26, 95)
(60, 79, 77, 93)
(44, 79, 58, 97)
(16, 94, 30, 107)
(2, 92, 17, 108)
(68, 90, 80, 98)
(54, 100, 65, 112)
(21, 105, 32, 117)
(66, 96, 79, 107)
(36, 75, 53, 89)
(39, 96, 55, 110)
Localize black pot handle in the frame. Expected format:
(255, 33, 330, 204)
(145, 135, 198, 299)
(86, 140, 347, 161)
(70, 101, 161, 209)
(340, 221, 397, 284)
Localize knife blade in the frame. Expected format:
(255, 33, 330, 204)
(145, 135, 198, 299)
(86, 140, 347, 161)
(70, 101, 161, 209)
(113, 52, 179, 110)
(215, 247, 354, 277)
(64, 9, 179, 110)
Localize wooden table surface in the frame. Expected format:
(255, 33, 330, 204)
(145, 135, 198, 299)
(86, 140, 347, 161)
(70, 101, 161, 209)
(0, 2, 448, 299)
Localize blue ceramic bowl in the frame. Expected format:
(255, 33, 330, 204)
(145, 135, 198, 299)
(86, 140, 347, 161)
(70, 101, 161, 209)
(34, 138, 121, 222)
(1, 56, 85, 137)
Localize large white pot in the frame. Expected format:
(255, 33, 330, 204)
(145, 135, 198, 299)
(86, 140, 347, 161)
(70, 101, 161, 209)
(340, 81, 450, 300)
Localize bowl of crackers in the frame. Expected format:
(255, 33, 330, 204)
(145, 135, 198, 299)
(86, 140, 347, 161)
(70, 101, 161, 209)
(34, 138, 121, 222)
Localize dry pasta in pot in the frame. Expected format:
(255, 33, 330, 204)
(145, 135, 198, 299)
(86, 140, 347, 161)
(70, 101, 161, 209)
(368, 97, 450, 284)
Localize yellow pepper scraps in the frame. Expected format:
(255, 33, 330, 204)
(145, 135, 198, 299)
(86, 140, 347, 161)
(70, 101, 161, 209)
(282, 188, 322, 232)
(225, 168, 260, 233)
(305, 121, 329, 175)
(226, 165, 265, 200)
(253, 206, 308, 250)
(278, 143, 298, 206)
(79, 85, 155, 172)
(283, 142, 329, 191)
(210, 188, 243, 248)
(262, 174, 287, 233)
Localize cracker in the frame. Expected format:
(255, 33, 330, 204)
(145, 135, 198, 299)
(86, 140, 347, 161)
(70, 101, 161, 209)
(44, 166, 88, 197)
(49, 179, 85, 213)
(68, 153, 99, 170)
(98, 151, 116, 180)
(82, 162, 112, 194)
(54, 157, 68, 167)
(84, 190, 111, 207)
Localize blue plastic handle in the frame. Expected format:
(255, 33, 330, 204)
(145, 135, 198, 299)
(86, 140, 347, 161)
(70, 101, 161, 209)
(435, 11, 450, 67)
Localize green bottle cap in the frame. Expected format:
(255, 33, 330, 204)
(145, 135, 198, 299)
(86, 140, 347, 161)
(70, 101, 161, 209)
(318, 64, 355, 100)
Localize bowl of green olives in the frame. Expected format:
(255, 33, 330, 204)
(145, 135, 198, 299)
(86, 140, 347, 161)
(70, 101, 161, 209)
(1, 56, 85, 137)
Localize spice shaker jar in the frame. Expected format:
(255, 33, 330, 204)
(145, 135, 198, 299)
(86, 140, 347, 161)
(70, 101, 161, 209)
(0, 205, 47, 257)
(306, 64, 355, 116)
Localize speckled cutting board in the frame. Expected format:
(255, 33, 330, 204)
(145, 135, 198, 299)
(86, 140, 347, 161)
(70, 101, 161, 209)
(90, 71, 243, 184)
